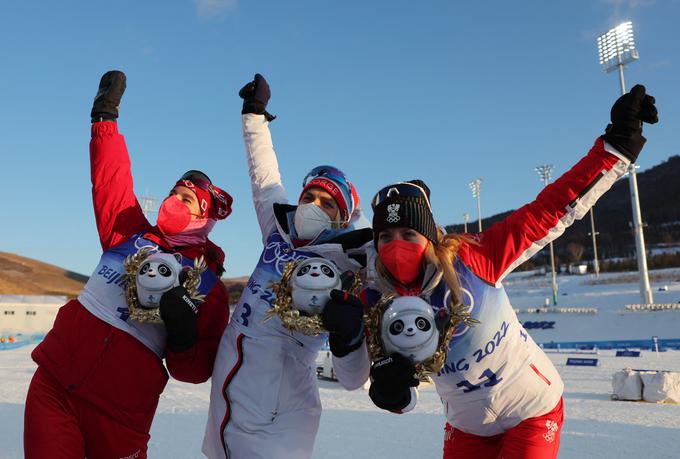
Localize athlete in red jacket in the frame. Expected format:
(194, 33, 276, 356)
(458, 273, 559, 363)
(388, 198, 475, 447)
(323, 85, 658, 459)
(24, 71, 233, 459)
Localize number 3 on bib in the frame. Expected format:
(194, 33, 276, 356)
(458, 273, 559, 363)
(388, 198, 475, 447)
(240, 303, 252, 326)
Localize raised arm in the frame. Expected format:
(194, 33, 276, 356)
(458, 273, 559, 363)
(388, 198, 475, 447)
(240, 74, 287, 242)
(459, 140, 627, 285)
(89, 71, 150, 251)
(459, 85, 659, 286)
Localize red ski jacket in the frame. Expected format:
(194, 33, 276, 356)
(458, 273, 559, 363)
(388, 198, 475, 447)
(32, 121, 230, 433)
(352, 138, 630, 435)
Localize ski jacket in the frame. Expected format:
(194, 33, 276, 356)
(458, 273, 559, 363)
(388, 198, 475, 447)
(225, 114, 373, 364)
(31, 121, 230, 432)
(350, 138, 630, 436)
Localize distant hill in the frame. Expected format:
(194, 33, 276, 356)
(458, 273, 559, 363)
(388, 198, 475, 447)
(0, 252, 88, 297)
(446, 155, 680, 270)
(0, 252, 250, 301)
(223, 276, 249, 304)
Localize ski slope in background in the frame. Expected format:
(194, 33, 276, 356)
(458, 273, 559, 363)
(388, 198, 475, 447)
(508, 268, 680, 347)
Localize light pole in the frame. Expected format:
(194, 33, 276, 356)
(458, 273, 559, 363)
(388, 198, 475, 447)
(597, 21, 653, 304)
(469, 179, 482, 232)
(588, 209, 600, 278)
(139, 196, 160, 218)
(463, 213, 470, 233)
(535, 164, 558, 306)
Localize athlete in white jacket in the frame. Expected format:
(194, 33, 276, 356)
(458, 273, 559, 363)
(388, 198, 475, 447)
(323, 85, 658, 459)
(202, 74, 373, 459)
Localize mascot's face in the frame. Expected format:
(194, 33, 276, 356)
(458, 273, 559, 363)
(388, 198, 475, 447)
(380, 296, 438, 363)
(289, 257, 342, 315)
(136, 252, 183, 309)
(387, 312, 433, 349)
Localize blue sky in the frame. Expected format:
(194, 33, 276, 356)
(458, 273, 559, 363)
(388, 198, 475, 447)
(1, 0, 678, 278)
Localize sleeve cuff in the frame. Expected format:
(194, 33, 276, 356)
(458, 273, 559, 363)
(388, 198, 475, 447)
(602, 139, 632, 166)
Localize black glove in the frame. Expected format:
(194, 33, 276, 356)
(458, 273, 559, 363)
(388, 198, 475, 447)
(601, 84, 658, 163)
(91, 70, 126, 122)
(321, 288, 365, 357)
(159, 286, 199, 353)
(239, 73, 276, 121)
(369, 353, 419, 412)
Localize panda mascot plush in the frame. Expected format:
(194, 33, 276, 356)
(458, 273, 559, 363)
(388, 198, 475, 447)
(135, 252, 184, 309)
(289, 257, 342, 315)
(379, 296, 439, 364)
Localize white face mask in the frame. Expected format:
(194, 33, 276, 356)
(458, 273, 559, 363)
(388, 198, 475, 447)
(294, 203, 332, 240)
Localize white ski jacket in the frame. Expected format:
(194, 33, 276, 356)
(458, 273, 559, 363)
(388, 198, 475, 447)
(226, 113, 373, 362)
(337, 138, 631, 436)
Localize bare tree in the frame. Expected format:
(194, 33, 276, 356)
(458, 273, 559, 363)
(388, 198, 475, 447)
(566, 242, 585, 264)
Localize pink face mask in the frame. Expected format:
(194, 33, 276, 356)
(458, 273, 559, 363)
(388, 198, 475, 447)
(157, 197, 192, 236)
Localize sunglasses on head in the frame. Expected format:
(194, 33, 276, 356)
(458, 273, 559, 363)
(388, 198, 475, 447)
(371, 182, 432, 212)
(180, 170, 213, 192)
(302, 165, 351, 189)
(179, 170, 233, 218)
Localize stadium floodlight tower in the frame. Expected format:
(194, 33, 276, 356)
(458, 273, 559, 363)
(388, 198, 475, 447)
(139, 196, 160, 218)
(463, 212, 470, 233)
(597, 21, 653, 304)
(535, 164, 558, 306)
(468, 179, 483, 232)
(597, 21, 639, 93)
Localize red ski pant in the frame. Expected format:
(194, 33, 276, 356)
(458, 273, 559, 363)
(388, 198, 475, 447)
(24, 367, 150, 459)
(443, 398, 563, 459)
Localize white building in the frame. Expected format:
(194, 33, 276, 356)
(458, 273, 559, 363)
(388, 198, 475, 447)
(0, 295, 64, 334)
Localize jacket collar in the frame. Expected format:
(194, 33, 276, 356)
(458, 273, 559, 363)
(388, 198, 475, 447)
(272, 203, 373, 270)
(272, 203, 373, 251)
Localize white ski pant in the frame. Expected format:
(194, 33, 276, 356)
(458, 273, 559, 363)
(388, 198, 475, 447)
(203, 325, 322, 459)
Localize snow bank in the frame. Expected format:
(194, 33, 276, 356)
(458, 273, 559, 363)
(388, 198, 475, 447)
(640, 371, 680, 404)
(612, 369, 643, 401)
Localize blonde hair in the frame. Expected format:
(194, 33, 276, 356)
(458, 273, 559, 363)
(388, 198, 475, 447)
(424, 228, 470, 306)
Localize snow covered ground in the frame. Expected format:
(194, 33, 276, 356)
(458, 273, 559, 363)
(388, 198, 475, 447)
(2, 345, 679, 458)
(2, 271, 680, 458)
(508, 268, 680, 345)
